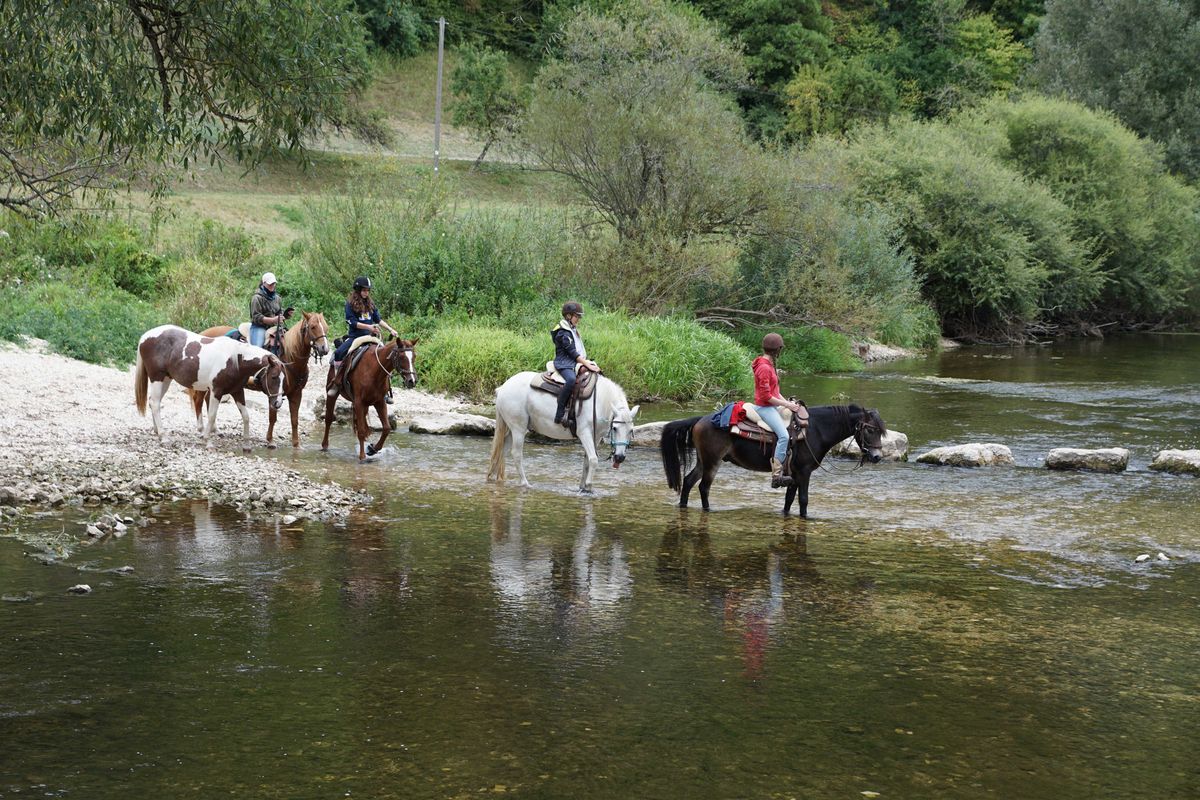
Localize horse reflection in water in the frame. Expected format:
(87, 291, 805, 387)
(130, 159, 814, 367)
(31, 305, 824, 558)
(656, 514, 868, 681)
(488, 496, 631, 646)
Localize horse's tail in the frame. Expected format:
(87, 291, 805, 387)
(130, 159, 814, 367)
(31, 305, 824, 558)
(660, 416, 702, 493)
(134, 351, 148, 415)
(487, 412, 509, 482)
(185, 387, 207, 420)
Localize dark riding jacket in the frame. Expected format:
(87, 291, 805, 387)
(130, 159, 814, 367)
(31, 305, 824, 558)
(551, 320, 585, 371)
(250, 285, 281, 328)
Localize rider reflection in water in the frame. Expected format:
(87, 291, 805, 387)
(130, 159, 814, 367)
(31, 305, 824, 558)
(551, 301, 600, 427)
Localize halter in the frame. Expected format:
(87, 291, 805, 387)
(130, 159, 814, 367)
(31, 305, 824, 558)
(301, 318, 330, 364)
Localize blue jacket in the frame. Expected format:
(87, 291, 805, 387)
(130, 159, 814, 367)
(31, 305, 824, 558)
(344, 300, 381, 341)
(551, 321, 583, 370)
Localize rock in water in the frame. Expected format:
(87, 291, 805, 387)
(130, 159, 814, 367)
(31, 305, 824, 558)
(915, 443, 1014, 467)
(1045, 447, 1130, 473)
(67, 584, 92, 594)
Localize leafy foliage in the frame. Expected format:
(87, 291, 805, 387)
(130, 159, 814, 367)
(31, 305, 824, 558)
(0, 0, 371, 215)
(959, 95, 1200, 320)
(355, 0, 426, 55)
(1030, 0, 1200, 180)
(450, 43, 528, 168)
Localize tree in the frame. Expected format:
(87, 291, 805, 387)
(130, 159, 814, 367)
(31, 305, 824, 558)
(1030, 0, 1200, 179)
(0, 0, 371, 216)
(450, 43, 527, 169)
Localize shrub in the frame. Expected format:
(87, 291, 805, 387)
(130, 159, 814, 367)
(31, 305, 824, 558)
(731, 325, 862, 375)
(418, 310, 753, 402)
(957, 95, 1200, 321)
(0, 281, 158, 365)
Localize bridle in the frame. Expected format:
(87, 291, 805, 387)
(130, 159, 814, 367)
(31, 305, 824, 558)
(301, 317, 330, 364)
(374, 341, 417, 386)
(806, 410, 884, 474)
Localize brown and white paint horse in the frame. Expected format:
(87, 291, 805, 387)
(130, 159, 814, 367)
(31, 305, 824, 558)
(187, 311, 330, 448)
(134, 324, 285, 452)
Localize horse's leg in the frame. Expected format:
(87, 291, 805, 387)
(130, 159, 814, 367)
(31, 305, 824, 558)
(266, 402, 278, 449)
(204, 390, 222, 449)
(796, 470, 813, 519)
(509, 427, 530, 487)
(578, 431, 599, 493)
(232, 389, 252, 453)
(697, 460, 721, 512)
(192, 390, 207, 433)
(321, 392, 336, 451)
(354, 401, 368, 461)
(366, 399, 390, 457)
(289, 390, 302, 448)
(783, 483, 798, 516)
(679, 462, 703, 508)
(149, 378, 172, 442)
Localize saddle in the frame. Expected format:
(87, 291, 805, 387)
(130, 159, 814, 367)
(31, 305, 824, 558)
(237, 321, 285, 356)
(330, 336, 382, 400)
(730, 402, 809, 445)
(530, 361, 596, 400)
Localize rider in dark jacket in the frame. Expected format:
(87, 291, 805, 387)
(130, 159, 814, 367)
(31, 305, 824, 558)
(552, 301, 599, 426)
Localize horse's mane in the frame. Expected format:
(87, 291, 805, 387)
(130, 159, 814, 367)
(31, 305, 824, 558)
(281, 312, 324, 364)
(824, 404, 887, 433)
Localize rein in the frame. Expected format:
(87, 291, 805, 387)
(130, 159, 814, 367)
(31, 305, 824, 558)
(805, 415, 882, 475)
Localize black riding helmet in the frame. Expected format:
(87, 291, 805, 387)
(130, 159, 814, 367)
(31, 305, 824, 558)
(354, 275, 372, 291)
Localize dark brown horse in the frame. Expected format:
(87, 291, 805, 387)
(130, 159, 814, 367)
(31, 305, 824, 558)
(134, 324, 285, 452)
(320, 338, 418, 461)
(659, 404, 886, 517)
(188, 311, 330, 448)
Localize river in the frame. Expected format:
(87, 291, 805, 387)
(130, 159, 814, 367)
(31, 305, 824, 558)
(2, 334, 1197, 798)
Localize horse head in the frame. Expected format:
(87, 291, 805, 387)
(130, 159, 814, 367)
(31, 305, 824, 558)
(853, 408, 887, 464)
(606, 400, 640, 468)
(263, 355, 287, 410)
(389, 338, 419, 389)
(302, 311, 330, 359)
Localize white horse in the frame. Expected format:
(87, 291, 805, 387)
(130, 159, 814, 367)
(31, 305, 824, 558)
(488, 371, 640, 492)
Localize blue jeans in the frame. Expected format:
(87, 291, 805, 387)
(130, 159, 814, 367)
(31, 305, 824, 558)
(756, 405, 789, 462)
(249, 325, 268, 347)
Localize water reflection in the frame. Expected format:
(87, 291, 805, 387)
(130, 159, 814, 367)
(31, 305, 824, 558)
(488, 495, 631, 651)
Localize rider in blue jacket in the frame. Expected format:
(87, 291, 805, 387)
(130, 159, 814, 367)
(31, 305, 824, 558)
(327, 275, 399, 399)
(552, 301, 599, 426)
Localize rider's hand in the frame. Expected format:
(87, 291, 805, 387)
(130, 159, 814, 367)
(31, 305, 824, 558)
(284, 307, 295, 319)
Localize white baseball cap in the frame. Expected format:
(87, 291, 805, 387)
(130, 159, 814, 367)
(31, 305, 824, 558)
(262, 272, 277, 285)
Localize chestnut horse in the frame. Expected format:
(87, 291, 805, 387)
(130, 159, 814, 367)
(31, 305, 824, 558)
(134, 324, 285, 452)
(660, 404, 886, 517)
(320, 338, 418, 461)
(188, 311, 330, 448)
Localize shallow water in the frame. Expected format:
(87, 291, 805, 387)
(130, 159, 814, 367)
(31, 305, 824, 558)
(2, 334, 1198, 798)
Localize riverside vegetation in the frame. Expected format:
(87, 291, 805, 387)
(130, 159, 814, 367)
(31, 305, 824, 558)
(1, 0, 1197, 401)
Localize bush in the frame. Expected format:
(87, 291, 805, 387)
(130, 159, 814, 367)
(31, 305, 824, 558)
(828, 120, 1099, 337)
(0, 281, 159, 365)
(418, 310, 753, 402)
(957, 95, 1200, 321)
(731, 325, 862, 375)
(305, 183, 563, 319)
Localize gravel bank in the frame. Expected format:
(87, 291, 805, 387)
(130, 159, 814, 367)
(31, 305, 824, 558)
(0, 340, 464, 522)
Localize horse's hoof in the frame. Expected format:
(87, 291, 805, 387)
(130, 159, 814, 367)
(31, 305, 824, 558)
(267, 442, 277, 450)
(242, 447, 252, 454)
(366, 445, 377, 456)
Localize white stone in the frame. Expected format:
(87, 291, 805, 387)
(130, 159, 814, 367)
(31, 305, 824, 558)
(1148, 449, 1200, 476)
(630, 421, 668, 447)
(1045, 447, 1130, 473)
(1157, 552, 1170, 561)
(831, 430, 909, 461)
(915, 443, 1014, 467)
(1135, 554, 1151, 563)
(67, 584, 91, 594)
(280, 514, 299, 526)
(409, 412, 495, 436)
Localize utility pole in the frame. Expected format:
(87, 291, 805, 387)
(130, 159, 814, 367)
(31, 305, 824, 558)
(433, 16, 445, 173)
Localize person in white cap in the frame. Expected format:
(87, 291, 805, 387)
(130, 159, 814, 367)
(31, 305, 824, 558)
(249, 271, 293, 349)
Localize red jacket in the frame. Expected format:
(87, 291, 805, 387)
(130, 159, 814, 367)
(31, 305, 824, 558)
(752, 355, 780, 406)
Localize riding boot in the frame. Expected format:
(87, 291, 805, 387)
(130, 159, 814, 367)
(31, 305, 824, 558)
(770, 458, 793, 488)
(554, 388, 571, 426)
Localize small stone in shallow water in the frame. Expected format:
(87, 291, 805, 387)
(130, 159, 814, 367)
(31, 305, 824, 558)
(67, 584, 91, 594)
(1135, 554, 1151, 563)
(1157, 552, 1169, 561)
(281, 514, 299, 526)
(114, 565, 135, 574)
(85, 524, 102, 537)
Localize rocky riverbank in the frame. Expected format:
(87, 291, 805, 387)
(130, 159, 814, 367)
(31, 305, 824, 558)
(0, 340, 466, 524)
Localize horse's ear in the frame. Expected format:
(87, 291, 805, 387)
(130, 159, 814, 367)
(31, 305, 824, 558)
(630, 404, 640, 418)
(410, 337, 419, 346)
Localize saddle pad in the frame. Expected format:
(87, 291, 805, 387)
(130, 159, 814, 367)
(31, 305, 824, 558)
(237, 322, 278, 341)
(346, 335, 381, 357)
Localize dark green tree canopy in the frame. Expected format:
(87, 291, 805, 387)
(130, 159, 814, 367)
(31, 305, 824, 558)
(0, 0, 370, 215)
